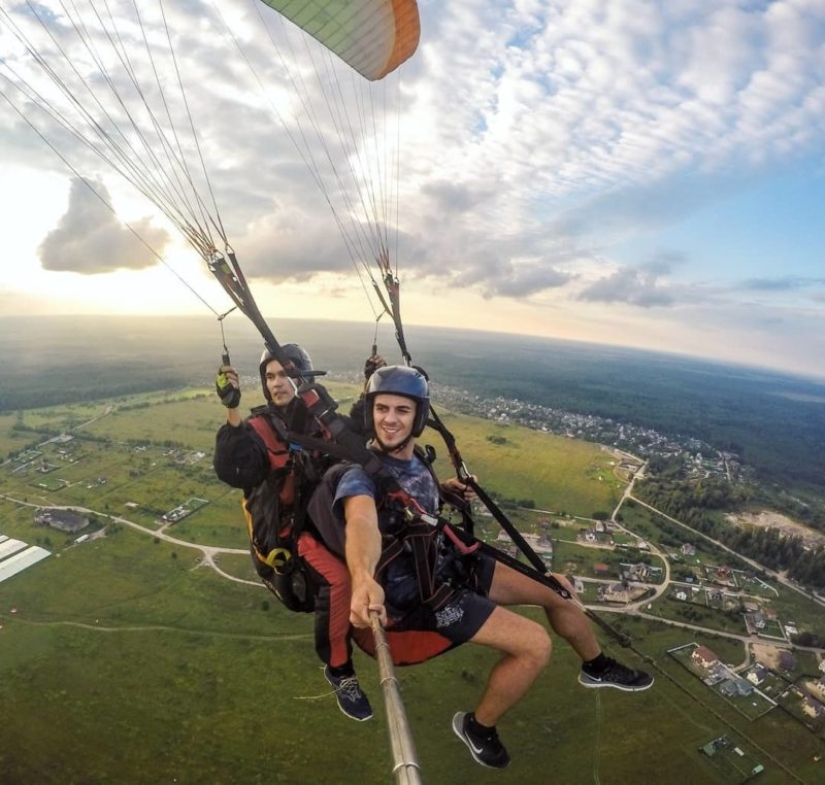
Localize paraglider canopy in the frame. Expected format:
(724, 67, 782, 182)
(259, 0, 420, 80)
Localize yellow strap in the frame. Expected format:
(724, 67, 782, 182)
(264, 547, 292, 571)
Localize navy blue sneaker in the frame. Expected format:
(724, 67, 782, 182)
(452, 712, 510, 769)
(324, 665, 373, 721)
(578, 657, 653, 691)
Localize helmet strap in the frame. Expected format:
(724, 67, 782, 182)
(373, 433, 414, 456)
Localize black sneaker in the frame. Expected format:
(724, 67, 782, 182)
(578, 656, 654, 691)
(452, 712, 510, 769)
(324, 665, 373, 721)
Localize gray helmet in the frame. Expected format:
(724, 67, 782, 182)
(259, 343, 313, 402)
(365, 365, 429, 437)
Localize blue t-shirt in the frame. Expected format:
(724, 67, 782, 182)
(333, 452, 439, 517)
(332, 452, 440, 609)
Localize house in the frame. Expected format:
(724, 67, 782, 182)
(680, 543, 696, 557)
(746, 664, 769, 686)
(808, 679, 825, 701)
(801, 697, 825, 719)
(720, 678, 753, 698)
(593, 563, 611, 576)
(583, 529, 613, 545)
(819, 660, 825, 675)
(603, 583, 629, 603)
(745, 610, 769, 633)
(519, 533, 553, 556)
(35, 508, 89, 534)
(692, 646, 720, 670)
(621, 563, 649, 581)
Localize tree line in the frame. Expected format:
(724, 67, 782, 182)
(639, 476, 825, 590)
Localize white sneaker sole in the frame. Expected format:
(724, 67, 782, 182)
(578, 673, 654, 691)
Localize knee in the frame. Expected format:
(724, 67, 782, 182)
(522, 623, 552, 670)
(535, 629, 552, 669)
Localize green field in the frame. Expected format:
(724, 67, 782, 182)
(1, 389, 824, 783)
(432, 410, 624, 516)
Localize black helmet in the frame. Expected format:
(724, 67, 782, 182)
(259, 343, 313, 402)
(365, 365, 429, 437)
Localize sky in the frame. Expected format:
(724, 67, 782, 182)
(1, 0, 825, 380)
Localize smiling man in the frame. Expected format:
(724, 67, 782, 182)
(309, 364, 653, 769)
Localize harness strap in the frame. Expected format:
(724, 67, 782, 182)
(263, 547, 292, 570)
(246, 410, 317, 571)
(439, 521, 480, 556)
(374, 521, 454, 612)
(444, 521, 572, 601)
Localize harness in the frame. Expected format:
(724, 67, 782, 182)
(313, 452, 481, 617)
(242, 404, 333, 612)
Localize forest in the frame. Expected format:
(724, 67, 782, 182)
(638, 473, 825, 592)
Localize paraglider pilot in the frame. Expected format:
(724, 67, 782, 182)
(309, 366, 653, 769)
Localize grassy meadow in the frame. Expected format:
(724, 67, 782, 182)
(1, 388, 824, 783)
(429, 410, 624, 516)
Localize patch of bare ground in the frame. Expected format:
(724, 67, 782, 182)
(725, 510, 825, 549)
(752, 643, 784, 669)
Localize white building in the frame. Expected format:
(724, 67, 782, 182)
(0, 546, 50, 584)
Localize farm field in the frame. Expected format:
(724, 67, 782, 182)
(1, 387, 824, 783)
(433, 410, 625, 515)
(2, 556, 823, 784)
(1, 386, 624, 523)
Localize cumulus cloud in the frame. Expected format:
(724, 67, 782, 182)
(354, 0, 825, 310)
(578, 260, 675, 307)
(38, 178, 169, 274)
(417, 1, 825, 205)
(236, 206, 362, 281)
(450, 255, 575, 298)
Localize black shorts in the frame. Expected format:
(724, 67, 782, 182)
(387, 552, 497, 645)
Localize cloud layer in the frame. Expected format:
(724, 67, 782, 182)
(1, 0, 824, 376)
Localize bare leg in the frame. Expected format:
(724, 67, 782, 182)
(488, 562, 601, 662)
(468, 605, 552, 727)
